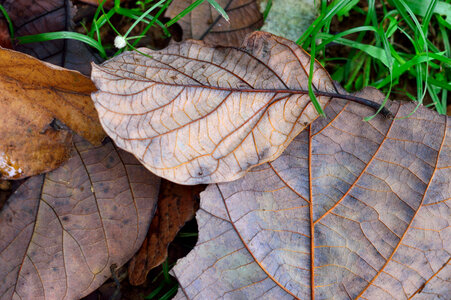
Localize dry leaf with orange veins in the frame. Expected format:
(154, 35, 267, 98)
(0, 48, 105, 179)
(91, 31, 339, 184)
(172, 91, 451, 299)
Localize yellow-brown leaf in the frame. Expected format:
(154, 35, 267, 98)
(0, 48, 105, 179)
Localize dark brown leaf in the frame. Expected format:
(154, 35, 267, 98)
(128, 179, 206, 286)
(75, 0, 114, 8)
(0, 19, 12, 48)
(172, 89, 451, 299)
(91, 32, 334, 184)
(165, 0, 263, 46)
(0, 48, 105, 179)
(1, 0, 101, 75)
(0, 137, 160, 299)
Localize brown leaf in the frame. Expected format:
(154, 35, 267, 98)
(1, 0, 101, 75)
(165, 0, 263, 46)
(75, 0, 114, 8)
(128, 179, 206, 286)
(0, 137, 160, 299)
(0, 19, 12, 49)
(91, 31, 335, 184)
(0, 48, 105, 179)
(172, 90, 451, 299)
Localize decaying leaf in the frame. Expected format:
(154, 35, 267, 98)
(0, 0, 101, 75)
(172, 91, 451, 299)
(0, 19, 12, 49)
(91, 31, 335, 184)
(128, 179, 206, 285)
(0, 48, 105, 179)
(0, 136, 160, 300)
(165, 0, 263, 46)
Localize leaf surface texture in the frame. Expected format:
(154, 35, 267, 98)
(0, 137, 160, 300)
(91, 32, 334, 184)
(172, 92, 451, 299)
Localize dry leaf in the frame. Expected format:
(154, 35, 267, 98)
(0, 19, 12, 49)
(172, 91, 451, 299)
(0, 48, 105, 179)
(0, 137, 160, 300)
(91, 31, 334, 184)
(128, 179, 206, 285)
(1, 0, 101, 75)
(76, 0, 114, 8)
(165, 0, 263, 46)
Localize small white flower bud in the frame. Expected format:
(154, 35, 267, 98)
(114, 36, 127, 49)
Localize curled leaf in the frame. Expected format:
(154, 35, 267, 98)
(91, 31, 335, 184)
(165, 0, 263, 46)
(0, 137, 160, 299)
(172, 91, 451, 299)
(0, 48, 105, 179)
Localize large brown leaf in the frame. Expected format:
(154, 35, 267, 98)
(0, 137, 160, 300)
(91, 31, 335, 184)
(0, 0, 101, 75)
(0, 48, 105, 179)
(171, 90, 451, 299)
(165, 0, 263, 47)
(128, 179, 206, 285)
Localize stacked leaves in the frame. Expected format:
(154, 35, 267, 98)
(90, 32, 450, 299)
(0, 0, 449, 298)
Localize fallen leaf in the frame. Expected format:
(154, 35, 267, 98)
(91, 31, 335, 184)
(1, 0, 101, 75)
(171, 91, 451, 299)
(128, 179, 206, 285)
(0, 180, 11, 210)
(165, 0, 263, 46)
(0, 136, 160, 300)
(0, 48, 105, 179)
(0, 19, 12, 48)
(75, 0, 114, 8)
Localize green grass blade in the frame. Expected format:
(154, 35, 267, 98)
(0, 3, 14, 39)
(166, 0, 205, 27)
(123, 0, 167, 38)
(144, 282, 165, 299)
(262, 0, 272, 21)
(308, 39, 325, 117)
(131, 0, 173, 47)
(159, 284, 179, 300)
(206, 0, 230, 22)
(297, 0, 354, 45)
(17, 31, 107, 58)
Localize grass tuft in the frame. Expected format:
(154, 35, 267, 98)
(299, 0, 450, 116)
